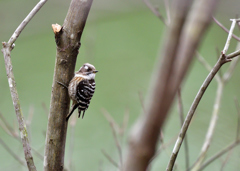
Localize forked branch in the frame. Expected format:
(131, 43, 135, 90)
(1, 1, 48, 170)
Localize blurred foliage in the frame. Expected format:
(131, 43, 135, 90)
(0, 0, 240, 171)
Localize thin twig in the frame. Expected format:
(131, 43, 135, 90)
(177, 89, 189, 170)
(2, 43, 37, 170)
(167, 54, 229, 171)
(234, 98, 240, 140)
(0, 112, 43, 161)
(192, 41, 240, 170)
(212, 17, 240, 42)
(8, 0, 48, 46)
(220, 149, 234, 171)
(101, 149, 119, 168)
(1, 1, 48, 170)
(196, 52, 221, 82)
(101, 108, 120, 134)
(222, 19, 236, 54)
(0, 137, 26, 167)
(198, 139, 240, 171)
(223, 42, 240, 83)
(102, 110, 122, 167)
(143, 0, 167, 25)
(149, 134, 178, 164)
(192, 80, 224, 170)
(167, 18, 239, 171)
(0, 112, 18, 137)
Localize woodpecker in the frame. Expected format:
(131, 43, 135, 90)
(66, 63, 98, 121)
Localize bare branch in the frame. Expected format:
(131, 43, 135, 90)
(143, 0, 167, 25)
(223, 42, 240, 82)
(220, 149, 234, 171)
(212, 17, 240, 42)
(222, 19, 236, 54)
(102, 109, 122, 167)
(177, 89, 189, 170)
(2, 43, 37, 170)
(0, 138, 26, 167)
(44, 0, 93, 170)
(101, 149, 119, 168)
(0, 112, 17, 137)
(198, 139, 240, 171)
(234, 98, 240, 140)
(226, 49, 240, 59)
(1, 1, 50, 170)
(192, 80, 224, 170)
(192, 41, 240, 170)
(8, 0, 48, 46)
(196, 52, 221, 82)
(167, 16, 239, 170)
(124, 0, 217, 170)
(101, 108, 120, 134)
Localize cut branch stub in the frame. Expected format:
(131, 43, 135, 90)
(44, 0, 93, 171)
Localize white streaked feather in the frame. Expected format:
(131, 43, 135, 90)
(75, 73, 96, 80)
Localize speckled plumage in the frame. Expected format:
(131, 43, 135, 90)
(66, 63, 98, 121)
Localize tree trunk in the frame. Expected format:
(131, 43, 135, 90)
(44, 0, 93, 170)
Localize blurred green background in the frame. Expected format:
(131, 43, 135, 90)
(1, 0, 240, 170)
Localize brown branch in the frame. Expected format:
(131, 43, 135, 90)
(102, 109, 122, 168)
(234, 98, 240, 140)
(167, 16, 240, 170)
(1, 1, 49, 170)
(2, 38, 37, 171)
(164, 0, 219, 169)
(0, 112, 44, 161)
(191, 79, 224, 170)
(44, 0, 93, 170)
(198, 139, 240, 171)
(192, 41, 240, 170)
(0, 112, 17, 137)
(124, 0, 217, 170)
(143, 0, 167, 25)
(0, 138, 26, 167)
(220, 149, 233, 171)
(212, 17, 240, 42)
(7, 0, 48, 46)
(101, 149, 119, 168)
(177, 89, 189, 170)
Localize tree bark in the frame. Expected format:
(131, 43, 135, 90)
(44, 0, 93, 170)
(123, 0, 218, 170)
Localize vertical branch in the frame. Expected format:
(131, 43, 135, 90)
(177, 89, 189, 169)
(191, 80, 224, 170)
(1, 2, 49, 170)
(123, 0, 218, 170)
(44, 0, 93, 170)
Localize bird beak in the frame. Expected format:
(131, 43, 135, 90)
(93, 70, 98, 73)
